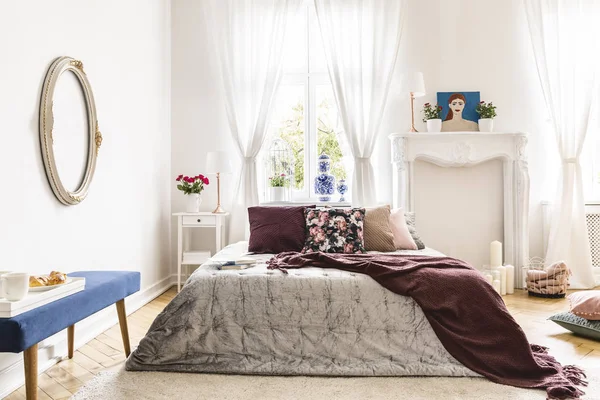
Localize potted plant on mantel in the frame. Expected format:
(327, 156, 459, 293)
(269, 173, 289, 202)
(176, 174, 209, 213)
(476, 101, 497, 132)
(422, 103, 443, 132)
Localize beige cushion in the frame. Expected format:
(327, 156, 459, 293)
(364, 205, 396, 252)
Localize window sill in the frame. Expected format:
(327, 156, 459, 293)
(260, 201, 352, 207)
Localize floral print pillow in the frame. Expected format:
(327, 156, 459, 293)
(302, 208, 366, 254)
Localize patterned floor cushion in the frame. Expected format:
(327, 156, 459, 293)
(548, 311, 600, 341)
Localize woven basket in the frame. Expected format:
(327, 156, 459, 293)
(522, 257, 569, 299)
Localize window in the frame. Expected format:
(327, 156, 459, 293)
(261, 4, 352, 202)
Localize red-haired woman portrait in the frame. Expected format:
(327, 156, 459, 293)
(441, 93, 479, 132)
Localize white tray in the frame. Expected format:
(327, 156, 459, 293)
(0, 277, 86, 318)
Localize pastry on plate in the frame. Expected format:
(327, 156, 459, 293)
(48, 271, 67, 285)
(29, 276, 49, 287)
(28, 271, 68, 287)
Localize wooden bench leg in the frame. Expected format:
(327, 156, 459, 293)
(67, 325, 75, 359)
(116, 299, 131, 357)
(23, 344, 38, 400)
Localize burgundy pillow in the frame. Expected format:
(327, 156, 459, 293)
(248, 206, 314, 254)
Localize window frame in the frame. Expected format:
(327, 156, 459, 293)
(264, 3, 345, 203)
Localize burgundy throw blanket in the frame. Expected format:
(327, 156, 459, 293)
(267, 252, 587, 400)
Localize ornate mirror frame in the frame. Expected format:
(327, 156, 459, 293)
(39, 56, 102, 205)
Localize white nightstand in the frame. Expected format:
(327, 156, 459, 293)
(173, 212, 229, 291)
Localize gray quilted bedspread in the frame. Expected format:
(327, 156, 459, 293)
(126, 243, 478, 377)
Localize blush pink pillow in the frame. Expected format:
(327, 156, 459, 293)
(568, 291, 600, 320)
(389, 208, 418, 250)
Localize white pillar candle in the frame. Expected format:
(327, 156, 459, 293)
(496, 266, 507, 295)
(492, 270, 501, 283)
(490, 241, 503, 267)
(484, 273, 493, 285)
(492, 279, 501, 294)
(505, 265, 515, 294)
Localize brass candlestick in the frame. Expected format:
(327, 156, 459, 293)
(212, 172, 225, 214)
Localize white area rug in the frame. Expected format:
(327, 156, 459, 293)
(71, 368, 600, 400)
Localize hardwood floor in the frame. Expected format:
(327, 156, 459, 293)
(4, 286, 600, 400)
(504, 288, 600, 368)
(3, 288, 176, 400)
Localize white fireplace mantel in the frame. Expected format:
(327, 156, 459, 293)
(389, 131, 530, 285)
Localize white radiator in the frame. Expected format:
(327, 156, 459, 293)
(586, 208, 600, 268)
(542, 202, 600, 268)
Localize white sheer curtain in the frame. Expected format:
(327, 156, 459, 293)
(314, 0, 406, 206)
(524, 0, 600, 288)
(204, 0, 301, 241)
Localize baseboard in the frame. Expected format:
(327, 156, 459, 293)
(0, 274, 177, 399)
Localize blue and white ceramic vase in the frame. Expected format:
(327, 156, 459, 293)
(337, 179, 348, 202)
(314, 153, 336, 202)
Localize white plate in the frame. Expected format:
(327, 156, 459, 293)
(29, 277, 72, 292)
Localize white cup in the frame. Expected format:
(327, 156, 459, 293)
(0, 272, 29, 301)
(0, 271, 12, 298)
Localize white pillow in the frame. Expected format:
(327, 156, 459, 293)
(389, 208, 418, 250)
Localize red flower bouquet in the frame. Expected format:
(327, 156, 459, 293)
(176, 174, 209, 194)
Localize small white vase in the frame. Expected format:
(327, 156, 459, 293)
(426, 119, 442, 132)
(270, 187, 286, 202)
(478, 118, 494, 132)
(185, 193, 202, 213)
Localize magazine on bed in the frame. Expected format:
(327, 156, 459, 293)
(218, 257, 257, 270)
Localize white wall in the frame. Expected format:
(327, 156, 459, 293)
(0, 0, 171, 395)
(377, 0, 553, 265)
(171, 0, 552, 264)
(171, 0, 237, 264)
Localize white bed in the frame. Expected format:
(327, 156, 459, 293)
(126, 241, 478, 377)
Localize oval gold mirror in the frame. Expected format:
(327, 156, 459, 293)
(39, 56, 102, 205)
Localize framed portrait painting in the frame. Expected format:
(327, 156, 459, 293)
(436, 91, 480, 132)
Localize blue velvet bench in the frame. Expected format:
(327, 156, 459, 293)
(0, 271, 140, 400)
